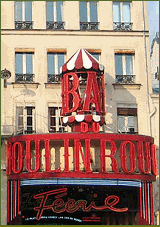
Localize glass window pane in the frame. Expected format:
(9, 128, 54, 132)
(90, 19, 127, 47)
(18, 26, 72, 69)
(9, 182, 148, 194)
(46, 1, 54, 21)
(15, 1, 22, 21)
(127, 116, 135, 127)
(113, 2, 121, 22)
(90, 1, 98, 22)
(115, 54, 123, 75)
(26, 54, 33, 74)
(80, 1, 87, 22)
(25, 1, 32, 21)
(50, 117, 56, 126)
(91, 53, 100, 61)
(125, 54, 133, 75)
(49, 107, 56, 116)
(27, 117, 32, 126)
(27, 107, 32, 115)
(16, 53, 23, 74)
(17, 107, 23, 115)
(58, 53, 64, 74)
(56, 1, 63, 21)
(18, 116, 23, 126)
(47, 54, 55, 74)
(118, 116, 125, 132)
(122, 2, 131, 22)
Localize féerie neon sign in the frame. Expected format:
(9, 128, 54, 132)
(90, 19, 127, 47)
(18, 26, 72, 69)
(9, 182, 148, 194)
(33, 188, 128, 220)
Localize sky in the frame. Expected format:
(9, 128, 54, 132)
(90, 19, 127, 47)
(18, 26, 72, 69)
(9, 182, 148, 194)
(147, 1, 159, 49)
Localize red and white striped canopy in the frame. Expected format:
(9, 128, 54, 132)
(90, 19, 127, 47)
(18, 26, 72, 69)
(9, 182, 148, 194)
(62, 49, 104, 73)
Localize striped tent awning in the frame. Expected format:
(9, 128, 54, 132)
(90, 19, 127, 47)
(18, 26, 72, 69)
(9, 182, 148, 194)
(62, 49, 104, 73)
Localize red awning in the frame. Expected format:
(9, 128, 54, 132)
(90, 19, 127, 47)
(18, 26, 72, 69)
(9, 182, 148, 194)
(62, 49, 104, 73)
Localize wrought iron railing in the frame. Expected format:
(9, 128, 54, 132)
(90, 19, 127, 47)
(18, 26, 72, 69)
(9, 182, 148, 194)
(47, 74, 61, 83)
(116, 75, 135, 84)
(46, 21, 65, 30)
(80, 22, 99, 30)
(15, 21, 33, 30)
(15, 74, 35, 83)
(113, 22, 133, 31)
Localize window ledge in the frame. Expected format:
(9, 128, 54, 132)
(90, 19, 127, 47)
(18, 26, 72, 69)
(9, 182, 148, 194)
(45, 82, 61, 89)
(112, 83, 142, 90)
(12, 82, 40, 89)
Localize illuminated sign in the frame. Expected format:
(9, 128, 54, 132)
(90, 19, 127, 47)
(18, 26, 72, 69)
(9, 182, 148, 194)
(33, 188, 128, 220)
(7, 135, 158, 178)
(21, 185, 138, 225)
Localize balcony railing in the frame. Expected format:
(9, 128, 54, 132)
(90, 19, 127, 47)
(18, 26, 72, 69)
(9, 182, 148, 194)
(46, 21, 65, 30)
(113, 22, 133, 31)
(15, 21, 33, 30)
(15, 74, 35, 83)
(116, 75, 135, 84)
(80, 22, 99, 30)
(47, 74, 61, 83)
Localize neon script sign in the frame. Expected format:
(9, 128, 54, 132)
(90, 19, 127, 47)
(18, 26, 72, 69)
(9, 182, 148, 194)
(33, 188, 128, 220)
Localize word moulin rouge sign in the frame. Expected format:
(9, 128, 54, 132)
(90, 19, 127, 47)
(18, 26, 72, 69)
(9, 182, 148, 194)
(7, 134, 158, 180)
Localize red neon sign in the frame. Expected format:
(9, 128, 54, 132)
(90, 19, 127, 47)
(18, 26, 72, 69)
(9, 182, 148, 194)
(61, 72, 105, 116)
(33, 188, 128, 220)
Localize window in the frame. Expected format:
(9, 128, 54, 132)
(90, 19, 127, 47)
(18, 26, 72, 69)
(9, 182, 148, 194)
(115, 53, 135, 83)
(113, 2, 132, 31)
(47, 52, 65, 83)
(117, 108, 138, 134)
(15, 1, 32, 29)
(15, 52, 34, 82)
(16, 107, 24, 134)
(48, 107, 64, 132)
(46, 1, 65, 30)
(79, 1, 99, 30)
(16, 106, 35, 134)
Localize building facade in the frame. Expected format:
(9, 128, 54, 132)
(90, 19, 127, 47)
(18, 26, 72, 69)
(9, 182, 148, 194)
(150, 32, 159, 225)
(1, 1, 159, 225)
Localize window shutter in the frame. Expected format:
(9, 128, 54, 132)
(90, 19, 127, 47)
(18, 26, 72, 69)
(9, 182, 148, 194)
(80, 1, 87, 22)
(25, 1, 32, 21)
(23, 108, 27, 132)
(115, 54, 123, 75)
(15, 53, 23, 74)
(15, 1, 22, 21)
(118, 116, 125, 132)
(122, 2, 131, 22)
(90, 1, 98, 22)
(46, 1, 54, 22)
(56, 1, 63, 22)
(26, 53, 33, 75)
(113, 2, 121, 22)
(32, 108, 36, 132)
(125, 54, 133, 75)
(58, 53, 64, 74)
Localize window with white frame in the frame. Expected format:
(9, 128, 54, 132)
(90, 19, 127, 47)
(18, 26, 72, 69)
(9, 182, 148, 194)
(115, 53, 135, 83)
(48, 107, 64, 132)
(15, 1, 32, 29)
(46, 1, 65, 29)
(47, 52, 65, 83)
(117, 108, 138, 134)
(15, 52, 34, 82)
(113, 2, 132, 31)
(16, 106, 35, 134)
(79, 1, 99, 30)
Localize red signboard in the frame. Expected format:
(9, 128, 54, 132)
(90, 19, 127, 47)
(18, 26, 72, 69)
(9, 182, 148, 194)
(7, 133, 158, 181)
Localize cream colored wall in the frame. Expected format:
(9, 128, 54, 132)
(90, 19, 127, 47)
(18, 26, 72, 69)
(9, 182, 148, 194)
(1, 31, 152, 136)
(1, 1, 149, 31)
(1, 1, 156, 224)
